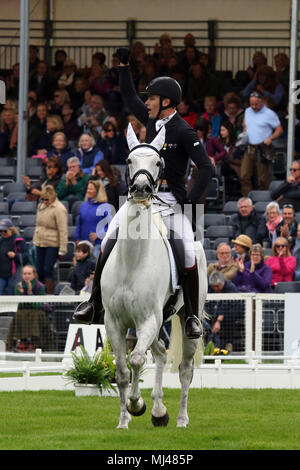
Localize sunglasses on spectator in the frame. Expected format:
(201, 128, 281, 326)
(250, 92, 263, 98)
(275, 244, 287, 248)
(290, 167, 300, 172)
(282, 204, 294, 209)
(0, 230, 7, 233)
(105, 128, 114, 132)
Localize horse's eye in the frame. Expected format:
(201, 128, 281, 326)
(156, 161, 161, 167)
(127, 158, 132, 165)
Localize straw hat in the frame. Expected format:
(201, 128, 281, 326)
(231, 234, 252, 249)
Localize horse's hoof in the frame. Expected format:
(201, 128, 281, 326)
(176, 419, 189, 428)
(152, 412, 169, 427)
(126, 398, 146, 416)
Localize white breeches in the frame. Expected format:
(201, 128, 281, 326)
(100, 201, 196, 269)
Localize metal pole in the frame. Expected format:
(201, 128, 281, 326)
(287, 0, 299, 176)
(16, 0, 30, 183)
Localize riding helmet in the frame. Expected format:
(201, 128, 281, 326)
(144, 77, 182, 105)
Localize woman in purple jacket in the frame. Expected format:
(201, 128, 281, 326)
(233, 243, 272, 293)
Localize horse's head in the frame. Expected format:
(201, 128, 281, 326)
(126, 123, 165, 202)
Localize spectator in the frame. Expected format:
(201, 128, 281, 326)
(266, 237, 296, 287)
(202, 96, 222, 138)
(75, 180, 114, 258)
(46, 131, 73, 170)
(88, 64, 112, 101)
(6, 62, 20, 100)
(177, 99, 198, 128)
(49, 89, 71, 116)
(70, 77, 88, 114)
(96, 121, 127, 165)
(240, 92, 283, 196)
(29, 60, 55, 102)
(51, 49, 67, 80)
(6, 264, 52, 352)
(29, 45, 40, 78)
(69, 241, 96, 294)
(23, 155, 64, 202)
(242, 65, 286, 109)
(263, 201, 282, 247)
(61, 103, 82, 151)
(233, 243, 272, 293)
(0, 109, 17, 157)
(231, 234, 252, 264)
(90, 159, 127, 210)
(78, 93, 108, 139)
(76, 133, 104, 174)
(57, 58, 77, 94)
(273, 203, 298, 250)
(56, 156, 90, 207)
(33, 114, 64, 155)
(28, 102, 48, 155)
(177, 45, 199, 76)
(293, 223, 300, 281)
(186, 62, 220, 113)
(207, 270, 238, 349)
(219, 120, 241, 178)
(274, 53, 289, 94)
(33, 185, 68, 293)
(221, 92, 244, 136)
(207, 242, 238, 281)
(230, 197, 267, 244)
(247, 51, 268, 82)
(0, 219, 30, 295)
(270, 159, 300, 212)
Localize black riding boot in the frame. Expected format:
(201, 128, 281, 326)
(73, 254, 103, 324)
(183, 265, 202, 339)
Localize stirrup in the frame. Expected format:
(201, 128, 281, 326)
(185, 315, 202, 339)
(73, 300, 95, 325)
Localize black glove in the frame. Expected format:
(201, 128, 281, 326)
(116, 47, 131, 65)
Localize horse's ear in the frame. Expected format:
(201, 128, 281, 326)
(150, 126, 166, 152)
(126, 123, 140, 151)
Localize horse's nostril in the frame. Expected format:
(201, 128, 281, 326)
(145, 185, 152, 194)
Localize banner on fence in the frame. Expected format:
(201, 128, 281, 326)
(64, 324, 107, 356)
(284, 293, 300, 362)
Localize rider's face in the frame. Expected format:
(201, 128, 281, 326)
(145, 94, 160, 119)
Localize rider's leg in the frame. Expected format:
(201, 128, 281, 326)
(164, 212, 201, 339)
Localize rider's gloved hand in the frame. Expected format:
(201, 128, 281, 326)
(116, 47, 131, 65)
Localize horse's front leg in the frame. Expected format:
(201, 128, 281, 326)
(105, 315, 131, 430)
(177, 313, 198, 428)
(150, 337, 169, 426)
(127, 316, 158, 416)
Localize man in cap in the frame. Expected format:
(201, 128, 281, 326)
(73, 47, 214, 339)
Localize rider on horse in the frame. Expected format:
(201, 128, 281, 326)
(73, 47, 214, 339)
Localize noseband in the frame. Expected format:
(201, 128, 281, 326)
(126, 144, 165, 194)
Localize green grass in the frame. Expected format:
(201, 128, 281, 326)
(1, 388, 300, 450)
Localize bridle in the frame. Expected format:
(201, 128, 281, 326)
(126, 144, 165, 196)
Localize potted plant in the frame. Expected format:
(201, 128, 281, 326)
(64, 343, 117, 397)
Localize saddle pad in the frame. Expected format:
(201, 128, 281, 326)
(152, 211, 179, 292)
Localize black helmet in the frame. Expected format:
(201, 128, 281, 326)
(144, 77, 182, 105)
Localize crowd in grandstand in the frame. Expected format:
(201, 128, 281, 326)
(0, 33, 299, 351)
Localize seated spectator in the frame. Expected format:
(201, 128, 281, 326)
(231, 234, 252, 264)
(33, 114, 64, 155)
(220, 92, 244, 136)
(56, 156, 90, 207)
(5, 62, 20, 100)
(263, 201, 282, 247)
(274, 53, 289, 94)
(247, 51, 268, 81)
(0, 108, 17, 157)
(61, 102, 82, 152)
(219, 120, 241, 178)
(96, 121, 127, 165)
(49, 88, 71, 116)
(29, 60, 55, 102)
(233, 243, 272, 293)
(23, 155, 64, 202)
(177, 99, 198, 128)
(33, 185, 68, 293)
(273, 203, 298, 250)
(192, 117, 226, 180)
(207, 242, 238, 281)
(207, 270, 238, 348)
(90, 159, 127, 210)
(70, 77, 88, 114)
(75, 180, 114, 258)
(88, 64, 113, 101)
(46, 131, 73, 169)
(6, 264, 52, 352)
(293, 223, 300, 281)
(28, 102, 48, 155)
(266, 237, 296, 287)
(270, 160, 300, 212)
(242, 65, 285, 109)
(230, 197, 267, 244)
(202, 96, 222, 138)
(51, 49, 67, 81)
(68, 241, 96, 294)
(76, 133, 104, 174)
(186, 62, 220, 113)
(78, 94, 108, 139)
(0, 218, 30, 295)
(57, 58, 77, 95)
